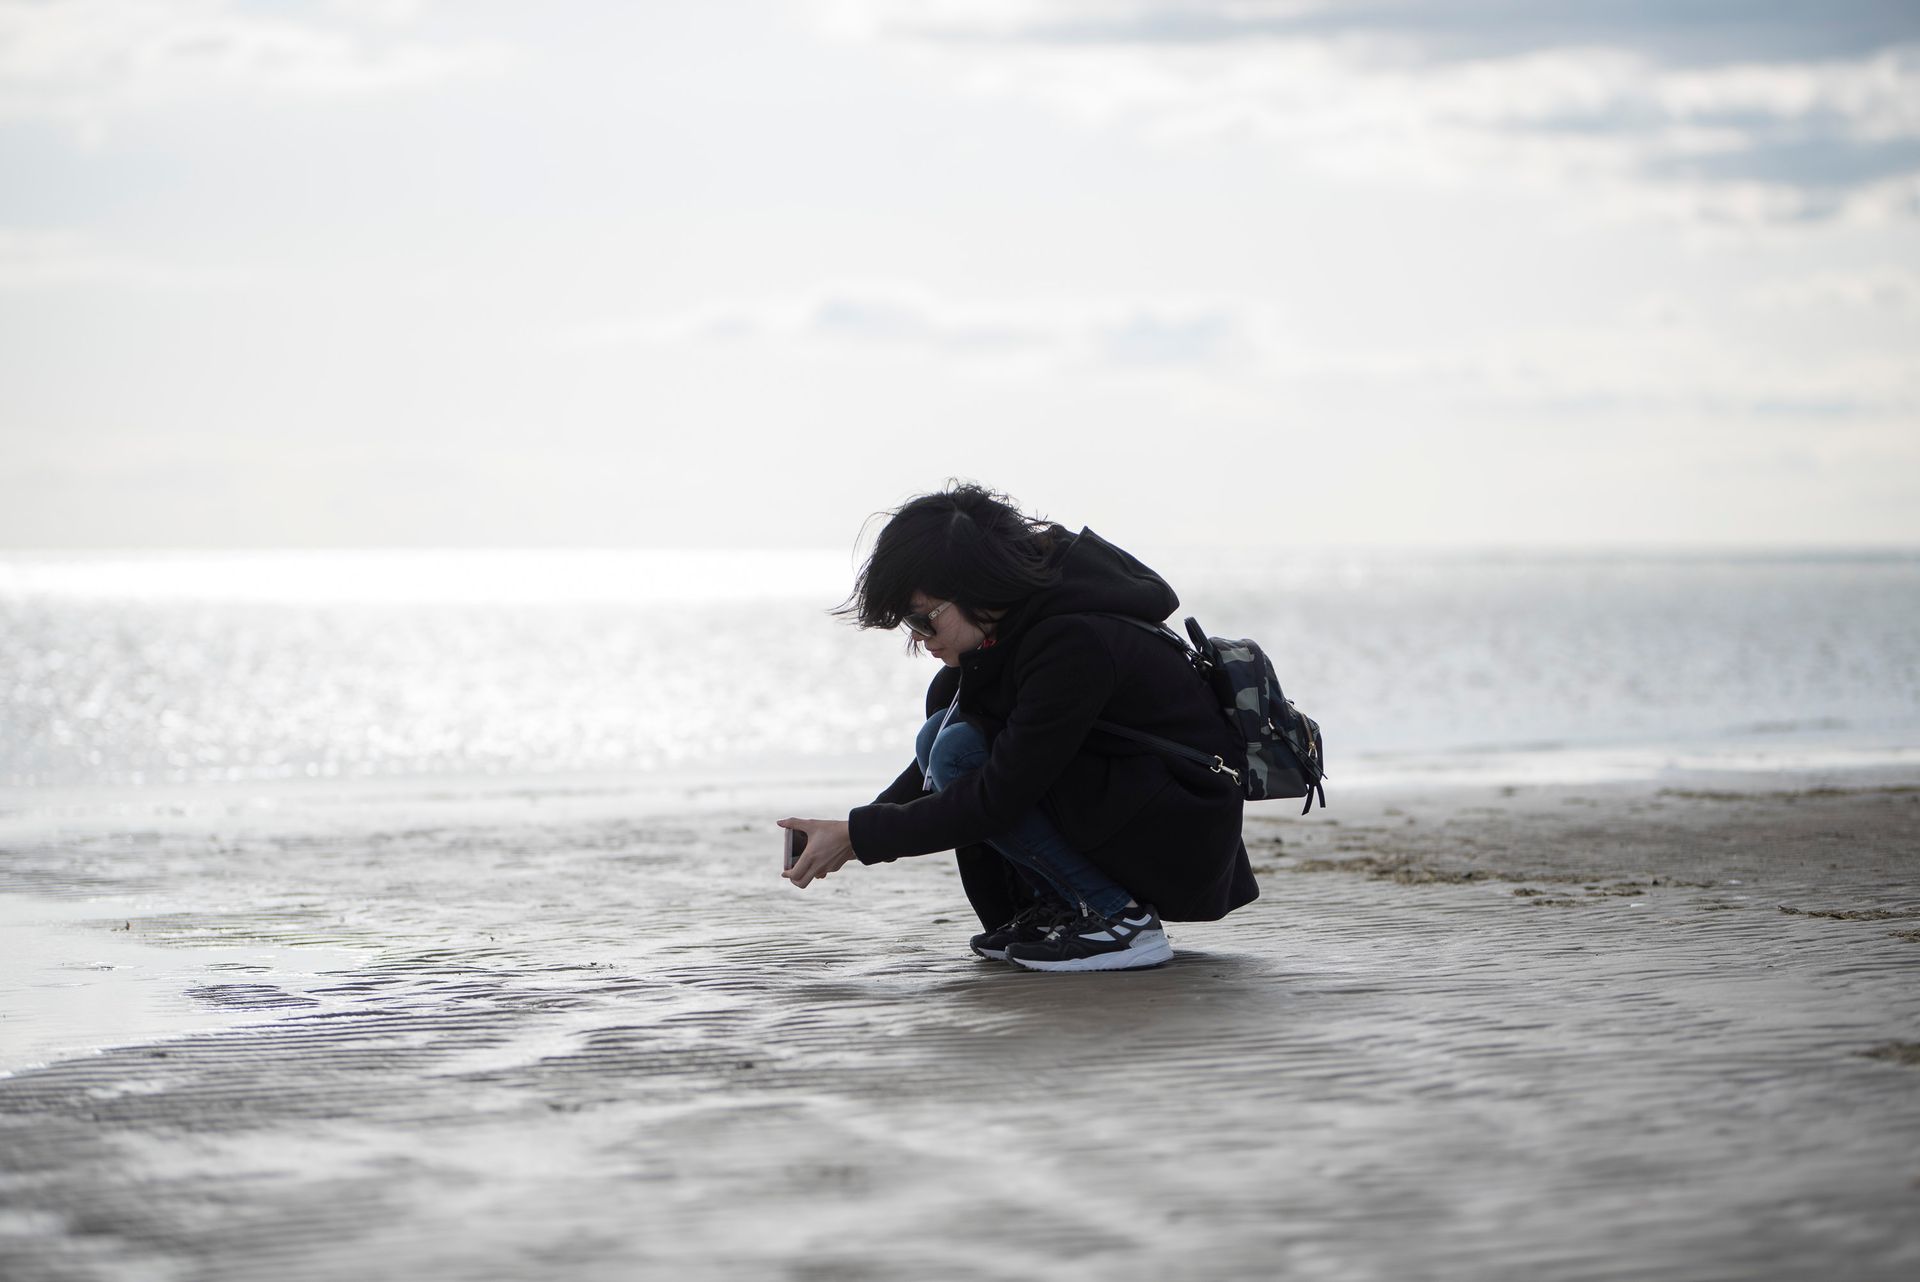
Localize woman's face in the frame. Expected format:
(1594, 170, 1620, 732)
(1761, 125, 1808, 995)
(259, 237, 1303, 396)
(908, 591, 993, 667)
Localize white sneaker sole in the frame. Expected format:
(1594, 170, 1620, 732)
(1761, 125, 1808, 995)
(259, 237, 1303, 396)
(1007, 932, 1174, 972)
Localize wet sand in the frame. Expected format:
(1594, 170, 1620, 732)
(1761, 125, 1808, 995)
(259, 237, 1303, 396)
(2, 772, 1918, 1281)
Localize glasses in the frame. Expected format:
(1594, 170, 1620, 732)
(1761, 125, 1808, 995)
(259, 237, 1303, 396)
(902, 600, 955, 639)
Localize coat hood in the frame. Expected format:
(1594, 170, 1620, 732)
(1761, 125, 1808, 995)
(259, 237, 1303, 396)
(1002, 526, 1179, 636)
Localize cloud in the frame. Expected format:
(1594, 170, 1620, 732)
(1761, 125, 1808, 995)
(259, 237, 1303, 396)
(827, 1, 1920, 224)
(567, 282, 1919, 423)
(1746, 266, 1920, 311)
(0, 0, 504, 135)
(840, 2, 1920, 68)
(562, 286, 1269, 372)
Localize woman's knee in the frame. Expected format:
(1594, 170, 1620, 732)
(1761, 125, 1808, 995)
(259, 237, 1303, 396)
(913, 712, 947, 774)
(926, 719, 988, 790)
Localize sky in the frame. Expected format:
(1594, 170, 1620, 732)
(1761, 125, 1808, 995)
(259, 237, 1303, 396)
(1, 0, 1917, 551)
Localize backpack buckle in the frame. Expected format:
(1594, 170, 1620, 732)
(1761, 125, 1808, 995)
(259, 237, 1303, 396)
(1210, 755, 1242, 784)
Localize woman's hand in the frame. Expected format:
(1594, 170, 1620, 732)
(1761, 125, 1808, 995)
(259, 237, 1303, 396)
(776, 817, 859, 888)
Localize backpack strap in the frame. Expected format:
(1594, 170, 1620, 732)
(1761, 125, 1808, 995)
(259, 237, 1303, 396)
(1080, 613, 1238, 780)
(1089, 613, 1206, 665)
(1089, 718, 1242, 786)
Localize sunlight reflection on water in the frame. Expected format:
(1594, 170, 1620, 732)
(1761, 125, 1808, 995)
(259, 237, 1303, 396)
(3, 549, 1917, 789)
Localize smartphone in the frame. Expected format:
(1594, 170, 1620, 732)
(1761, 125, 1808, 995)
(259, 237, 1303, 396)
(783, 826, 807, 871)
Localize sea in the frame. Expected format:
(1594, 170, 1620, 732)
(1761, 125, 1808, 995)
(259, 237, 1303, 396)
(3, 548, 1918, 799)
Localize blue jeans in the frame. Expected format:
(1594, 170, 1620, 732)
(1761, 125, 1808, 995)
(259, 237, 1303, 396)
(915, 711, 1134, 919)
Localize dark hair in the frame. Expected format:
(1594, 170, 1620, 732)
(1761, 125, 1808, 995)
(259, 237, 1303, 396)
(838, 482, 1064, 632)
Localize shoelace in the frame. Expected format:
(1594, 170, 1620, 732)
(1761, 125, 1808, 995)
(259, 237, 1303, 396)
(992, 900, 1068, 935)
(1060, 906, 1153, 942)
(1015, 902, 1082, 939)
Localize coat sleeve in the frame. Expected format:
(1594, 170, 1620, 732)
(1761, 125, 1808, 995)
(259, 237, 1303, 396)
(848, 617, 1117, 862)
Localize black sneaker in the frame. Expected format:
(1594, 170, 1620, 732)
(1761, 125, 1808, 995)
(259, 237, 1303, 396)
(1004, 905, 1173, 972)
(969, 901, 1071, 961)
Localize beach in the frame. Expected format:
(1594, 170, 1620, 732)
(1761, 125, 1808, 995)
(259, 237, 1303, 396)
(10, 0, 1920, 1272)
(4, 767, 1917, 1281)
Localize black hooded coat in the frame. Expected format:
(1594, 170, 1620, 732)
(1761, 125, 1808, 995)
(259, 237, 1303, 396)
(847, 527, 1259, 928)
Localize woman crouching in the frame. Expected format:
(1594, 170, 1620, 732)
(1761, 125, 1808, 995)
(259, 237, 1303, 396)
(779, 484, 1257, 972)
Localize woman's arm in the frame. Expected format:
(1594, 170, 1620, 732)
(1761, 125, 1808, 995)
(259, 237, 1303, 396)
(776, 649, 970, 886)
(847, 617, 1117, 861)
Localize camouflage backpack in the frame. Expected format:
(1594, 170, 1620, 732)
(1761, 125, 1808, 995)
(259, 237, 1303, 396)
(1092, 615, 1327, 814)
